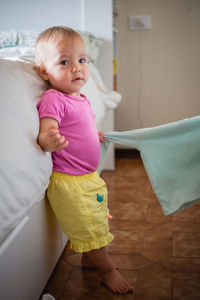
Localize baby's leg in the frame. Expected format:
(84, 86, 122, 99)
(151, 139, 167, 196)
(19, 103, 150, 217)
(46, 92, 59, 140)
(81, 252, 118, 269)
(84, 247, 133, 294)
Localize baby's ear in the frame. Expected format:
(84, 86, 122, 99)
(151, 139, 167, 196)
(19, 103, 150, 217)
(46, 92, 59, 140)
(37, 64, 49, 81)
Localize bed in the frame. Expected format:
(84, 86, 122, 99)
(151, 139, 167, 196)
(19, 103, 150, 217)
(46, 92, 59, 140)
(0, 30, 121, 300)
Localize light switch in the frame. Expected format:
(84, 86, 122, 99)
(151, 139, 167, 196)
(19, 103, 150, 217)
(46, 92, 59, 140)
(129, 15, 151, 30)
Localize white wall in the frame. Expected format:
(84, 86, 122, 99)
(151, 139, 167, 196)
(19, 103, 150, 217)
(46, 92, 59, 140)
(0, 0, 112, 40)
(0, 0, 82, 32)
(84, 0, 112, 40)
(115, 0, 200, 134)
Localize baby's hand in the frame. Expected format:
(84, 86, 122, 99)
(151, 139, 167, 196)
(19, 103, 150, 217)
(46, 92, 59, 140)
(99, 131, 105, 143)
(38, 128, 68, 152)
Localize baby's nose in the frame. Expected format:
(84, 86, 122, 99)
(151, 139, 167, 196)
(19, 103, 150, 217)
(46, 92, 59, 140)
(71, 63, 80, 73)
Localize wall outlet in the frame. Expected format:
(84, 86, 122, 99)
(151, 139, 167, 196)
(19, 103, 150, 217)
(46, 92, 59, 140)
(129, 15, 151, 30)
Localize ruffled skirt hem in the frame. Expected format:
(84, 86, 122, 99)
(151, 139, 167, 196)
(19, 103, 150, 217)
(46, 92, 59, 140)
(70, 232, 114, 253)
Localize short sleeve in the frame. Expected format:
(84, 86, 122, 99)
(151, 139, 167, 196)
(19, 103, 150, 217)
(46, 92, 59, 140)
(37, 89, 67, 123)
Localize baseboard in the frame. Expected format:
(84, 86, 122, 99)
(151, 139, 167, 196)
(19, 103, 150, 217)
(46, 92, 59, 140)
(115, 148, 140, 158)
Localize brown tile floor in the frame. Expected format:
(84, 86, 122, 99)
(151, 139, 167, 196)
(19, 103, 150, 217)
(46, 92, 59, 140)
(41, 157, 200, 299)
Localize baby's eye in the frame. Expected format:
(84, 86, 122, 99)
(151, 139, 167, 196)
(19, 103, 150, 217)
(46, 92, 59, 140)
(79, 58, 87, 63)
(61, 60, 69, 65)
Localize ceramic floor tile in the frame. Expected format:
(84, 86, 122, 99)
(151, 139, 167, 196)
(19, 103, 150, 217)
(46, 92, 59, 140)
(172, 202, 200, 222)
(142, 227, 173, 262)
(110, 254, 152, 271)
(106, 180, 156, 205)
(109, 179, 142, 191)
(163, 220, 200, 233)
(107, 229, 144, 254)
(60, 268, 101, 299)
(110, 202, 148, 221)
(114, 158, 145, 176)
(159, 257, 200, 273)
(135, 264, 172, 300)
(147, 202, 173, 225)
(173, 232, 200, 257)
(173, 273, 200, 300)
(108, 190, 155, 208)
(109, 219, 153, 232)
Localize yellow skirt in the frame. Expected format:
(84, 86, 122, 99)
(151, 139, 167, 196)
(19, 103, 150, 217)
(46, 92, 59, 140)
(47, 171, 113, 253)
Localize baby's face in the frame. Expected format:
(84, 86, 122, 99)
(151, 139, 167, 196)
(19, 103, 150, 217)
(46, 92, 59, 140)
(43, 35, 89, 97)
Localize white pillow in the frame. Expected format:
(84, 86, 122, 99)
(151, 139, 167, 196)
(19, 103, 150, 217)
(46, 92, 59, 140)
(0, 47, 35, 63)
(0, 59, 52, 232)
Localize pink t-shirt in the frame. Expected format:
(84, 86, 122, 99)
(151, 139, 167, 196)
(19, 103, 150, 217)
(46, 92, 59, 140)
(37, 89, 101, 175)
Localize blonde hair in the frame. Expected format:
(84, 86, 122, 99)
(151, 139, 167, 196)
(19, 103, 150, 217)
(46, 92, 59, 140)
(35, 26, 82, 65)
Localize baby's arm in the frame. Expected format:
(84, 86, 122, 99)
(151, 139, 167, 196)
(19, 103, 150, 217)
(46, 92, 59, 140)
(38, 117, 68, 152)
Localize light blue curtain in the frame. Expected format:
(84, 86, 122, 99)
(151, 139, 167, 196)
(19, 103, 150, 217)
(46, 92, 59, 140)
(98, 116, 200, 216)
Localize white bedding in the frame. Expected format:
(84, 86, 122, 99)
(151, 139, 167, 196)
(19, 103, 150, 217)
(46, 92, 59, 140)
(0, 49, 121, 239)
(0, 59, 52, 235)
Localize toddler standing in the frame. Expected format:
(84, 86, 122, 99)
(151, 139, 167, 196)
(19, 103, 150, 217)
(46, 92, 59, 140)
(35, 26, 132, 294)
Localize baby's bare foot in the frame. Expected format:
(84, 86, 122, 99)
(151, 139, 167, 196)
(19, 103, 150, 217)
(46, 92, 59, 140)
(101, 268, 133, 294)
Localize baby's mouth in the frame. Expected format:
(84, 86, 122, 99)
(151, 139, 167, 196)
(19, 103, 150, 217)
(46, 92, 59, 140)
(72, 77, 82, 82)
